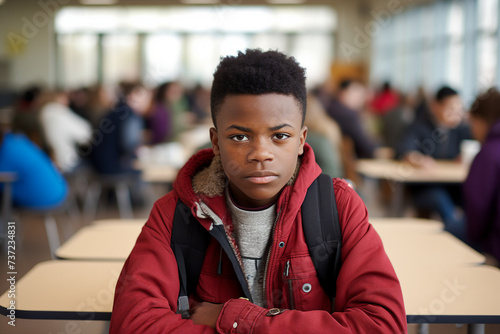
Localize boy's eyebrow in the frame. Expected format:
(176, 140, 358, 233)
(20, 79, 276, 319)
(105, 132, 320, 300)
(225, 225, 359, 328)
(270, 123, 295, 131)
(224, 124, 295, 132)
(225, 125, 252, 132)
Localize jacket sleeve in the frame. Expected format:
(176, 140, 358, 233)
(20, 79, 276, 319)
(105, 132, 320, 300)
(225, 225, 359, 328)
(110, 195, 216, 334)
(215, 181, 407, 334)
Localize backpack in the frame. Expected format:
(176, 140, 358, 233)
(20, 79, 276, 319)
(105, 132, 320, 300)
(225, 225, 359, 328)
(171, 174, 342, 319)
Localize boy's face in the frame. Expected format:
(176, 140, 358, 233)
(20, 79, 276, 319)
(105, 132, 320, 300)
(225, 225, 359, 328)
(210, 93, 307, 208)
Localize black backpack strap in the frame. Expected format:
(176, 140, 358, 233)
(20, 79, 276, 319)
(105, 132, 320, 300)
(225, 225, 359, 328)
(171, 200, 211, 319)
(302, 174, 342, 300)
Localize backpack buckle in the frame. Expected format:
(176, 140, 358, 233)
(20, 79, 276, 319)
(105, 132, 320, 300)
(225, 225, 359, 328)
(177, 295, 190, 319)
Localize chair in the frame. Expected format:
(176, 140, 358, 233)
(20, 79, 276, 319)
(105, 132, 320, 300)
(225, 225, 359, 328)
(83, 173, 135, 221)
(0, 172, 17, 250)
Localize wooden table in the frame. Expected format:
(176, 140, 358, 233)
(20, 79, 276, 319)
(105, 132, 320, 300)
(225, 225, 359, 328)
(357, 159, 468, 216)
(371, 218, 495, 333)
(0, 261, 123, 320)
(371, 218, 486, 266)
(137, 163, 178, 184)
(56, 221, 144, 261)
(3, 219, 498, 332)
(402, 265, 500, 326)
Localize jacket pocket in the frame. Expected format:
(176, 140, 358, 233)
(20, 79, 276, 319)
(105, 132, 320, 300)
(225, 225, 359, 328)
(280, 255, 331, 312)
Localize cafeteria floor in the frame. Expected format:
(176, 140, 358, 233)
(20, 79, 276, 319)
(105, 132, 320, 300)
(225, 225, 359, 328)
(1, 183, 499, 334)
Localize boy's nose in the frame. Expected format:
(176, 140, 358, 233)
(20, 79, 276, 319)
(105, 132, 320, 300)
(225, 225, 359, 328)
(247, 139, 274, 163)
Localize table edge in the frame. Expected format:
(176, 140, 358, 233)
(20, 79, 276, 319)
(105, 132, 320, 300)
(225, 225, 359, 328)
(0, 305, 111, 321)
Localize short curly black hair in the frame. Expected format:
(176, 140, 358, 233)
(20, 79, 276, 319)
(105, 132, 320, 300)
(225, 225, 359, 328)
(211, 49, 307, 127)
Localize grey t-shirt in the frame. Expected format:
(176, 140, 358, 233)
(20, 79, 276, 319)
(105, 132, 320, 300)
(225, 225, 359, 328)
(226, 188, 276, 307)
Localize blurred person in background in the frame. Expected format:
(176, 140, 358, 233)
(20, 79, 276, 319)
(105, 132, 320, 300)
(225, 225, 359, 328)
(147, 81, 195, 144)
(11, 107, 52, 158)
(16, 85, 42, 112)
(464, 88, 500, 266)
(379, 92, 419, 151)
(370, 81, 400, 116)
(37, 90, 92, 173)
(88, 81, 150, 175)
(87, 81, 151, 206)
(68, 86, 90, 120)
(84, 84, 116, 127)
(397, 86, 471, 241)
(186, 83, 211, 123)
(0, 127, 67, 209)
(148, 82, 174, 144)
(304, 94, 344, 178)
(323, 79, 378, 159)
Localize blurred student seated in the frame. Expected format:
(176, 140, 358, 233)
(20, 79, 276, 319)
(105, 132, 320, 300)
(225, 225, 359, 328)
(147, 82, 175, 144)
(87, 81, 150, 175)
(83, 84, 116, 127)
(304, 95, 344, 178)
(464, 88, 500, 266)
(322, 79, 378, 159)
(397, 86, 471, 241)
(37, 90, 92, 173)
(0, 128, 67, 209)
(148, 81, 194, 144)
(379, 88, 426, 151)
(370, 81, 400, 116)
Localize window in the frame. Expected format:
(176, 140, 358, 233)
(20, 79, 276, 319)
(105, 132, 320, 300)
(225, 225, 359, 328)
(58, 34, 98, 89)
(55, 6, 337, 89)
(102, 34, 140, 85)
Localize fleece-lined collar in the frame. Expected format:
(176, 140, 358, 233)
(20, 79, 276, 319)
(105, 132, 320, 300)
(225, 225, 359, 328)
(172, 143, 322, 225)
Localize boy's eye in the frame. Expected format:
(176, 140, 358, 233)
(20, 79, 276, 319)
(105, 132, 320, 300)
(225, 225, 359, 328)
(273, 133, 290, 140)
(230, 134, 249, 142)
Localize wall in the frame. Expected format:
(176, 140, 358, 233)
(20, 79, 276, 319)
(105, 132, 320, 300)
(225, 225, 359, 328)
(0, 0, 65, 89)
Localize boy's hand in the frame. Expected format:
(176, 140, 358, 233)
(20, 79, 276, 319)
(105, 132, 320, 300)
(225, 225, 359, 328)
(190, 301, 224, 329)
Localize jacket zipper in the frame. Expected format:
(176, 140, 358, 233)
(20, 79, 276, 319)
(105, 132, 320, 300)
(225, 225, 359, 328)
(197, 201, 253, 301)
(262, 208, 281, 308)
(284, 260, 295, 309)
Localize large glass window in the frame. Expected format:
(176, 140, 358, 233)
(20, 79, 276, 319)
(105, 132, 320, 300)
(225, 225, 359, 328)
(58, 34, 98, 88)
(370, 0, 500, 108)
(446, 1, 464, 89)
(477, 0, 498, 90)
(143, 34, 183, 87)
(55, 6, 337, 89)
(102, 34, 140, 85)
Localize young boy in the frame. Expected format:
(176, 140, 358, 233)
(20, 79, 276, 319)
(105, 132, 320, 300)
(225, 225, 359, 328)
(110, 49, 406, 333)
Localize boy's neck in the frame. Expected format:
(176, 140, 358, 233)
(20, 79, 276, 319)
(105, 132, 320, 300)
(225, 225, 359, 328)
(227, 187, 275, 211)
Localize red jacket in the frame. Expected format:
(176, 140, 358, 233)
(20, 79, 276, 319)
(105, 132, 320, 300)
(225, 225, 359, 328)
(110, 145, 406, 333)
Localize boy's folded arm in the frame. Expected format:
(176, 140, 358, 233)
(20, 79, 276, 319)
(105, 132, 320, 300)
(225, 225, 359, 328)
(216, 230, 407, 334)
(216, 184, 407, 334)
(110, 199, 217, 334)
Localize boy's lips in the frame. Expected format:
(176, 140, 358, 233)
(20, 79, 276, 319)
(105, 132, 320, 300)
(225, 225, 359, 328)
(245, 171, 279, 184)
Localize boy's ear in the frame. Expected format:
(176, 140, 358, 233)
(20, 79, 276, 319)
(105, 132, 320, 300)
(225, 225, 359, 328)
(298, 126, 308, 155)
(210, 127, 220, 155)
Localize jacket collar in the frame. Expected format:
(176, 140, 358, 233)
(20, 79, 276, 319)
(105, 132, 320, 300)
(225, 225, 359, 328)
(173, 143, 322, 227)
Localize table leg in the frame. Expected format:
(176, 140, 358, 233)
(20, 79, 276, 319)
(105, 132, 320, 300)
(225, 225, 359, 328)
(390, 181, 404, 217)
(2, 182, 12, 223)
(417, 323, 429, 334)
(1, 182, 13, 248)
(468, 324, 485, 334)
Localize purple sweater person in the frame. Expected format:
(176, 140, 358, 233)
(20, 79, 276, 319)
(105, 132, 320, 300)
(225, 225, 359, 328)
(464, 88, 500, 265)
